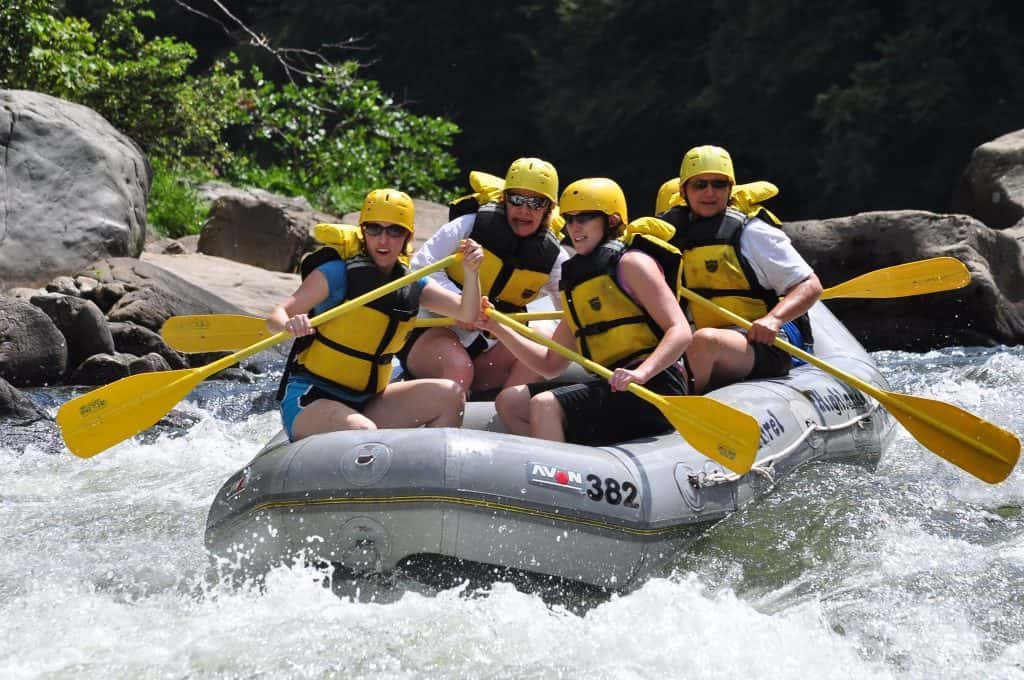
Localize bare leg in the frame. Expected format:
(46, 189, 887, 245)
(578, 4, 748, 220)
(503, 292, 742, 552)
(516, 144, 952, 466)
(404, 327, 475, 395)
(528, 391, 567, 442)
(686, 327, 756, 393)
(291, 399, 376, 440)
(362, 378, 466, 428)
(495, 385, 533, 435)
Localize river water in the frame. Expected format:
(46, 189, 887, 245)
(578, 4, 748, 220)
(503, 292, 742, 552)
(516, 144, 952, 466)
(2, 345, 1023, 679)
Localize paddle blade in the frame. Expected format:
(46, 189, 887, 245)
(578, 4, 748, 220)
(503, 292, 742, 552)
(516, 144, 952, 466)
(655, 394, 761, 474)
(57, 369, 203, 458)
(822, 257, 970, 300)
(886, 392, 1020, 484)
(161, 314, 270, 353)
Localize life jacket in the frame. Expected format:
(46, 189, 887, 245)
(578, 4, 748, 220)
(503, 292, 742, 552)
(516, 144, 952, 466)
(285, 248, 422, 397)
(659, 205, 782, 328)
(559, 237, 680, 369)
(446, 202, 562, 313)
(659, 205, 814, 356)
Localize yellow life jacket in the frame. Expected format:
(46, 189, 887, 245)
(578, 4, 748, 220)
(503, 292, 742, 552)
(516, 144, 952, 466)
(446, 202, 563, 313)
(659, 206, 780, 329)
(293, 250, 421, 396)
(559, 238, 680, 368)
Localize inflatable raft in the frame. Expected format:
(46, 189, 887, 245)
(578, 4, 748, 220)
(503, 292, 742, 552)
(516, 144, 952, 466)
(205, 302, 895, 589)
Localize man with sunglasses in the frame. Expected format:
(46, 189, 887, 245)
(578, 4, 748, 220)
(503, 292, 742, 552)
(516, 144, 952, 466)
(657, 145, 823, 392)
(400, 157, 570, 396)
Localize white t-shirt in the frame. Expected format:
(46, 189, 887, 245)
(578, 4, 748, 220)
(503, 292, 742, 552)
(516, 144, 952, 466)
(737, 217, 814, 294)
(410, 213, 569, 348)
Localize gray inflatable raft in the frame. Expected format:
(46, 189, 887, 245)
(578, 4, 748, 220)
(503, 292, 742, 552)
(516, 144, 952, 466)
(206, 302, 895, 589)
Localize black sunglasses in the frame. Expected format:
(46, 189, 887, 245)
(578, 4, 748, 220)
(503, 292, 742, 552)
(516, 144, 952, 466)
(506, 193, 551, 210)
(363, 223, 408, 238)
(563, 211, 605, 225)
(689, 178, 731, 190)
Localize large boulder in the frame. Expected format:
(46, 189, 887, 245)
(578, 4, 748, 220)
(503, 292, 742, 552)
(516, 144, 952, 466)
(197, 185, 337, 272)
(0, 297, 68, 386)
(80, 257, 249, 332)
(786, 211, 1024, 350)
(0, 90, 150, 289)
(951, 129, 1024, 230)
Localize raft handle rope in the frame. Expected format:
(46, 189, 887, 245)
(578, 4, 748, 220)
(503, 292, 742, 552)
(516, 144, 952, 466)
(690, 401, 883, 488)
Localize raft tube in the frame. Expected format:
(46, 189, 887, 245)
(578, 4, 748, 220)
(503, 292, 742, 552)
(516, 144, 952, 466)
(205, 303, 896, 589)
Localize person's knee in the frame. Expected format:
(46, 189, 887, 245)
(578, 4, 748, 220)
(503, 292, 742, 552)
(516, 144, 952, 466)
(529, 391, 562, 423)
(343, 413, 377, 431)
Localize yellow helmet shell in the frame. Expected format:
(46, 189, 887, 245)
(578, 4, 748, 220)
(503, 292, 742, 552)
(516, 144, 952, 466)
(656, 177, 681, 215)
(679, 145, 735, 186)
(504, 157, 558, 204)
(360, 189, 415, 236)
(560, 178, 629, 236)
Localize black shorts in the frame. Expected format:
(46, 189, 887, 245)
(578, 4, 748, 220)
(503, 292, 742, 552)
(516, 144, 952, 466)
(747, 338, 792, 380)
(527, 363, 689, 446)
(396, 327, 489, 378)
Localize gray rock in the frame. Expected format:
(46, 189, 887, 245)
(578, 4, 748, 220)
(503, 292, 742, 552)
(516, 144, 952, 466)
(0, 376, 50, 424)
(68, 352, 133, 385)
(198, 186, 338, 272)
(109, 321, 188, 370)
(952, 129, 1024, 230)
(80, 257, 248, 332)
(786, 211, 1024, 350)
(0, 90, 150, 288)
(128, 352, 171, 374)
(30, 293, 115, 370)
(0, 298, 68, 386)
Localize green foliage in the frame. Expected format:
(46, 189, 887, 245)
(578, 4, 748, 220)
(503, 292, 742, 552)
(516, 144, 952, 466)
(0, 0, 460, 220)
(224, 62, 459, 214)
(2, 0, 248, 166)
(146, 158, 211, 238)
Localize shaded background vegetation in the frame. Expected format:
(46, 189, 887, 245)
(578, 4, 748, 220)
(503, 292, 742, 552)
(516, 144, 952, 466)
(6, 0, 1024, 230)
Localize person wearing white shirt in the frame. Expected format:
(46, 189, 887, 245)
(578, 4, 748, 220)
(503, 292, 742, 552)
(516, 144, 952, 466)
(657, 145, 823, 393)
(399, 158, 570, 396)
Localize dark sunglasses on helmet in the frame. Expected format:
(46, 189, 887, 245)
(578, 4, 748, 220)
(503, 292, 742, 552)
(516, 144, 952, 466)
(689, 178, 731, 190)
(506, 192, 551, 211)
(563, 211, 605, 225)
(363, 223, 407, 238)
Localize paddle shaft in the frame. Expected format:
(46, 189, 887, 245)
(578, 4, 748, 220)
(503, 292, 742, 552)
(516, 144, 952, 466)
(677, 287, 1014, 468)
(195, 254, 460, 379)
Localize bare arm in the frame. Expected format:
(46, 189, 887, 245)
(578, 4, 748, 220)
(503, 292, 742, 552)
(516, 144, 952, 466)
(267, 269, 330, 337)
(747, 273, 823, 344)
(481, 300, 573, 379)
(419, 239, 484, 323)
(610, 251, 692, 390)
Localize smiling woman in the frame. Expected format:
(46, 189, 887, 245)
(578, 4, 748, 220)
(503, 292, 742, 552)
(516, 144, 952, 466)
(265, 188, 485, 442)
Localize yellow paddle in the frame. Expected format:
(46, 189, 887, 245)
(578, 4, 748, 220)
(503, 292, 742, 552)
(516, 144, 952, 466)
(485, 308, 761, 476)
(158, 257, 969, 354)
(819, 256, 970, 299)
(161, 310, 565, 353)
(677, 286, 1020, 484)
(57, 254, 461, 458)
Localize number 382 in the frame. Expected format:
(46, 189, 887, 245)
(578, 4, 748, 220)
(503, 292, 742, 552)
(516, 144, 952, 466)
(586, 474, 639, 508)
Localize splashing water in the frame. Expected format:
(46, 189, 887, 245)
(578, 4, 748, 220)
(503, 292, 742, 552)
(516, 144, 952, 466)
(2, 347, 1022, 679)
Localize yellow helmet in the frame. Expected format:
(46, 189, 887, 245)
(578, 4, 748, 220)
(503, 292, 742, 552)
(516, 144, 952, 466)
(679, 145, 735, 186)
(560, 178, 628, 237)
(504, 157, 558, 204)
(656, 177, 681, 215)
(360, 189, 415, 235)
